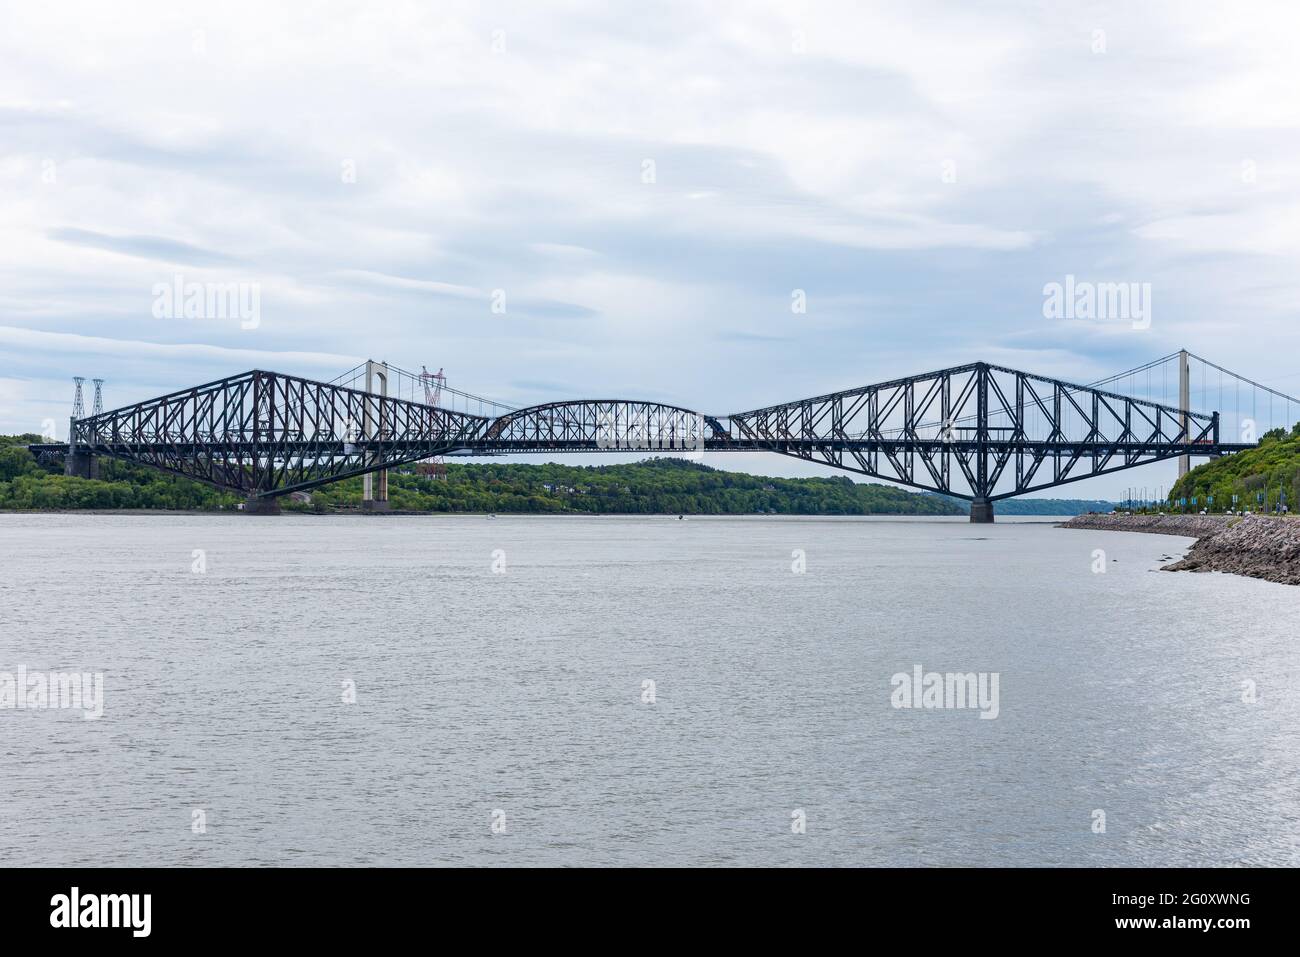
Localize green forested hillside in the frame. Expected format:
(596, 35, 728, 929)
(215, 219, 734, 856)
(295, 458, 967, 514)
(0, 434, 1132, 515)
(0, 435, 240, 509)
(1170, 423, 1300, 511)
(0, 436, 963, 515)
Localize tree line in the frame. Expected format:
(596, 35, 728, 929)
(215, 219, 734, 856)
(0, 437, 965, 515)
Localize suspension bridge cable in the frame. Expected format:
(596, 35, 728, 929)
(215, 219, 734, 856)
(327, 360, 516, 413)
(1183, 351, 1300, 407)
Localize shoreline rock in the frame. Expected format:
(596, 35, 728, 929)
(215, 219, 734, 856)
(1059, 512, 1232, 537)
(1060, 512, 1300, 586)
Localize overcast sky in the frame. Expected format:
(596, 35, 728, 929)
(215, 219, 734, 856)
(3, 1, 1298, 498)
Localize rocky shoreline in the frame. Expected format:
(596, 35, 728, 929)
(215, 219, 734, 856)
(1060, 512, 1232, 537)
(1060, 513, 1300, 585)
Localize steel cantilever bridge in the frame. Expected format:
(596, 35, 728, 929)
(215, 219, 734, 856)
(36, 353, 1291, 520)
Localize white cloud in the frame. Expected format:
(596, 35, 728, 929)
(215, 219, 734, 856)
(0, 324, 359, 368)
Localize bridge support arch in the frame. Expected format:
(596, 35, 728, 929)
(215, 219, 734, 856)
(970, 498, 994, 523)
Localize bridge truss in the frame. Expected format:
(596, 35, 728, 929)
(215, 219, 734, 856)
(714, 362, 1234, 504)
(58, 370, 715, 499)
(39, 359, 1259, 516)
(64, 370, 490, 497)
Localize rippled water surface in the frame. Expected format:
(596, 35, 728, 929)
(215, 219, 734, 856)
(2, 512, 1298, 866)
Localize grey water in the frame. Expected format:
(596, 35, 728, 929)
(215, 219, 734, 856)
(2, 513, 1298, 867)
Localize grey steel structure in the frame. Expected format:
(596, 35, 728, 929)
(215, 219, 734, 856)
(33, 361, 1249, 520)
(713, 362, 1230, 522)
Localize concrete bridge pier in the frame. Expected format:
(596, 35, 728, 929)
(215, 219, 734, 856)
(970, 498, 994, 523)
(243, 495, 281, 515)
(64, 413, 99, 479)
(361, 474, 390, 511)
(64, 450, 99, 480)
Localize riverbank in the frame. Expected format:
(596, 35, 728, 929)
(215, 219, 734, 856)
(1060, 513, 1232, 537)
(1060, 512, 1300, 585)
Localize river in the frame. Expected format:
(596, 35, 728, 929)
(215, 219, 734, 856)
(2, 513, 1297, 866)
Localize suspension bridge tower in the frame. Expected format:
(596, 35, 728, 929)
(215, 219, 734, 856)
(361, 360, 391, 510)
(1178, 349, 1191, 479)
